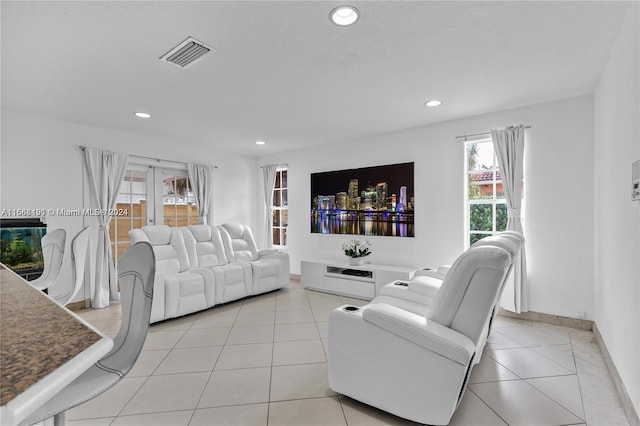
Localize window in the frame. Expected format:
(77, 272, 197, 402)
(272, 167, 288, 247)
(465, 139, 523, 247)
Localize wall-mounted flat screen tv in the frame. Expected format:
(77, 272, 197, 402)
(311, 162, 414, 237)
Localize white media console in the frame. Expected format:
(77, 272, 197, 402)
(301, 259, 416, 300)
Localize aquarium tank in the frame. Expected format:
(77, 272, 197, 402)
(0, 218, 47, 280)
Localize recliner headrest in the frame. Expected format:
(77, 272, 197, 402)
(142, 225, 171, 246)
(189, 225, 212, 242)
(222, 223, 245, 239)
(472, 235, 520, 260)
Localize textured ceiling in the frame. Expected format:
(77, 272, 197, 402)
(1, 1, 631, 155)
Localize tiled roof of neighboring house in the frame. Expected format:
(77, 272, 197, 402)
(470, 169, 501, 183)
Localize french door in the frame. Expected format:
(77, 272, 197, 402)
(109, 166, 198, 263)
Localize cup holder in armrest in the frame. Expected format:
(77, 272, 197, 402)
(343, 305, 360, 312)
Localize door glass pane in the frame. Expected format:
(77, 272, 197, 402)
(110, 169, 148, 267)
(272, 210, 281, 227)
(163, 174, 196, 226)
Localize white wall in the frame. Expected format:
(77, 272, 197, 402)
(0, 109, 257, 304)
(259, 94, 595, 320)
(594, 4, 640, 415)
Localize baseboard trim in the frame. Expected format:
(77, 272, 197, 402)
(497, 308, 593, 330)
(593, 324, 640, 426)
(289, 274, 301, 282)
(65, 300, 87, 312)
(497, 308, 639, 424)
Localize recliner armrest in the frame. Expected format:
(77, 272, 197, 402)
(407, 275, 442, 298)
(258, 248, 277, 256)
(414, 265, 451, 280)
(437, 265, 451, 276)
(362, 303, 475, 366)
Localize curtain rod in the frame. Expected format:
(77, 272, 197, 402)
(455, 125, 531, 141)
(79, 146, 218, 168)
(260, 163, 288, 168)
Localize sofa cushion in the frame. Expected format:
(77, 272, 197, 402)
(153, 245, 182, 276)
(143, 225, 172, 246)
(186, 225, 228, 267)
(220, 223, 259, 261)
(164, 272, 207, 319)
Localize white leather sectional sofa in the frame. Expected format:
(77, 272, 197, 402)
(129, 223, 290, 323)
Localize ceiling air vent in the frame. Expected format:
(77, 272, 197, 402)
(159, 37, 213, 69)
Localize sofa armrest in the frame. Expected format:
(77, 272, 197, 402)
(437, 265, 451, 276)
(407, 275, 442, 298)
(362, 303, 475, 365)
(258, 248, 277, 256)
(414, 265, 451, 280)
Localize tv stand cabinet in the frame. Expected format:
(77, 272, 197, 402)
(301, 259, 416, 300)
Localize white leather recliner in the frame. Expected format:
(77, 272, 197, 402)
(328, 242, 515, 425)
(129, 225, 207, 323)
(219, 223, 290, 295)
(183, 224, 251, 305)
(377, 231, 524, 316)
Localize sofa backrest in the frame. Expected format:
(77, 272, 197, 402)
(428, 245, 511, 344)
(128, 225, 190, 275)
(219, 223, 259, 262)
(471, 232, 522, 300)
(183, 225, 228, 268)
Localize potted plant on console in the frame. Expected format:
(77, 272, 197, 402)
(342, 238, 372, 266)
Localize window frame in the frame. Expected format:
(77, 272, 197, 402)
(464, 138, 510, 248)
(271, 166, 288, 249)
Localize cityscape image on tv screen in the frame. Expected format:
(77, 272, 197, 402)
(310, 162, 414, 237)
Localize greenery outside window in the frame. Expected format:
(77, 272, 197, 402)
(272, 167, 288, 248)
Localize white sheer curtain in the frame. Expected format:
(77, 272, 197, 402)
(83, 147, 128, 308)
(261, 164, 278, 248)
(188, 163, 215, 225)
(491, 125, 528, 313)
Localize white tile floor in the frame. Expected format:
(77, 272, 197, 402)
(69, 282, 630, 426)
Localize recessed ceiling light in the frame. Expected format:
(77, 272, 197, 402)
(256, 141, 266, 145)
(330, 6, 359, 26)
(424, 100, 443, 107)
(134, 112, 152, 118)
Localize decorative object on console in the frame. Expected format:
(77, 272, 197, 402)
(311, 162, 414, 237)
(342, 238, 371, 265)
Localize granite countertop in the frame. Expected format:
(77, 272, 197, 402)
(0, 265, 102, 407)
